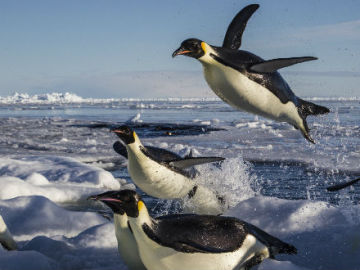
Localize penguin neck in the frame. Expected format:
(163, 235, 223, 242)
(113, 213, 129, 229)
(131, 202, 153, 228)
(198, 42, 218, 65)
(125, 136, 143, 156)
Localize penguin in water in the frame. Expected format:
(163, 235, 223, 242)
(112, 125, 226, 215)
(91, 190, 297, 270)
(88, 191, 146, 270)
(172, 4, 330, 143)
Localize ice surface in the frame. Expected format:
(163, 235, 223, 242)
(0, 156, 120, 203)
(0, 95, 359, 270)
(226, 196, 360, 270)
(0, 196, 105, 241)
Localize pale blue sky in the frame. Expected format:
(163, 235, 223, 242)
(0, 0, 359, 98)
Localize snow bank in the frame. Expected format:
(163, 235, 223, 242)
(0, 248, 59, 270)
(226, 196, 360, 270)
(0, 196, 105, 241)
(0, 156, 120, 203)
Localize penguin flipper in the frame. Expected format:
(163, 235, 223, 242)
(222, 4, 259, 50)
(113, 141, 128, 159)
(169, 157, 225, 169)
(249, 57, 317, 73)
(327, 177, 360, 191)
(144, 146, 182, 162)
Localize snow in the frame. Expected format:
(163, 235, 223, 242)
(0, 196, 105, 241)
(0, 156, 120, 203)
(226, 196, 360, 270)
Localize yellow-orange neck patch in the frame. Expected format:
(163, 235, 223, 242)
(133, 131, 138, 142)
(201, 42, 207, 54)
(138, 201, 145, 212)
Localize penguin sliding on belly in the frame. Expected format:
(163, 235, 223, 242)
(112, 125, 226, 215)
(88, 191, 146, 270)
(92, 190, 297, 270)
(172, 4, 330, 143)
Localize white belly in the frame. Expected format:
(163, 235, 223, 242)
(127, 148, 194, 199)
(132, 224, 269, 270)
(202, 63, 303, 127)
(126, 145, 224, 215)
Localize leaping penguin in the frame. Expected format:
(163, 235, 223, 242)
(88, 191, 146, 270)
(112, 125, 226, 215)
(172, 4, 330, 143)
(92, 190, 297, 270)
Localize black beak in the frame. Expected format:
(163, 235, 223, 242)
(172, 46, 192, 58)
(87, 194, 98, 201)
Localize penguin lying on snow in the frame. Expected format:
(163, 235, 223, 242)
(88, 191, 146, 270)
(172, 4, 330, 143)
(112, 125, 226, 215)
(92, 190, 297, 270)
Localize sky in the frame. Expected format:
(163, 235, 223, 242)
(0, 0, 359, 98)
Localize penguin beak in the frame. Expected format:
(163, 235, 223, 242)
(113, 129, 125, 135)
(172, 46, 192, 58)
(87, 192, 122, 203)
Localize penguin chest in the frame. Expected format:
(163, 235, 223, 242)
(202, 64, 300, 124)
(133, 226, 269, 270)
(127, 151, 193, 199)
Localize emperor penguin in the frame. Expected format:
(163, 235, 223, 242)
(88, 191, 146, 270)
(112, 125, 226, 215)
(172, 4, 330, 143)
(92, 190, 297, 270)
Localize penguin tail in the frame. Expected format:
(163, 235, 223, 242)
(296, 98, 329, 144)
(246, 222, 297, 258)
(269, 240, 297, 257)
(298, 98, 330, 117)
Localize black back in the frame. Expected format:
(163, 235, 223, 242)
(144, 215, 249, 253)
(144, 214, 296, 255)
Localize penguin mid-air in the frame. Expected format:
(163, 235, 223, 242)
(112, 125, 226, 215)
(92, 189, 297, 270)
(172, 4, 330, 143)
(88, 191, 146, 270)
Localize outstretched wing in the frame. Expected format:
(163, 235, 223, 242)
(209, 49, 316, 104)
(222, 4, 259, 50)
(327, 177, 360, 191)
(249, 57, 317, 73)
(169, 157, 225, 169)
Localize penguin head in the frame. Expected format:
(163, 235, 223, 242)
(112, 125, 136, 145)
(172, 38, 205, 59)
(89, 190, 142, 218)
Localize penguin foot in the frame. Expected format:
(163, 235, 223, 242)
(302, 131, 315, 144)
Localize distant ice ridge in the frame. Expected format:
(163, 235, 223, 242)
(0, 92, 221, 105)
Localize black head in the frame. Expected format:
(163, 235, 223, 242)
(112, 125, 135, 145)
(172, 38, 205, 59)
(88, 189, 142, 217)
